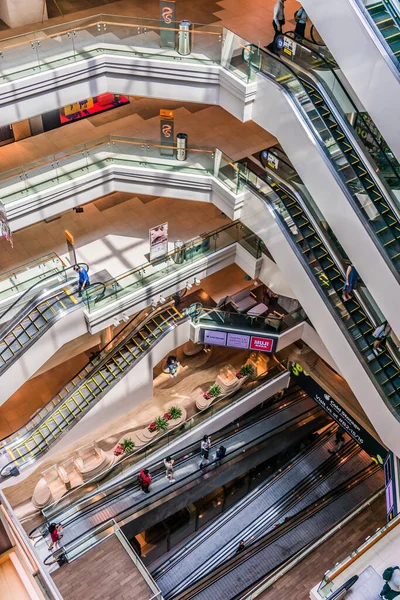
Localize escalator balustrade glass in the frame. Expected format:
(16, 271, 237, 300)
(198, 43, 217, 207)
(365, 0, 400, 68)
(244, 45, 400, 275)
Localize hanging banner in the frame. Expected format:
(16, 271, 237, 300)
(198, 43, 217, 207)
(202, 328, 277, 353)
(160, 0, 176, 49)
(0, 201, 13, 248)
(291, 362, 387, 464)
(160, 109, 174, 156)
(150, 222, 169, 261)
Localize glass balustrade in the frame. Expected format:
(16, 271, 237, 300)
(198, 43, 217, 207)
(0, 15, 251, 83)
(358, 0, 400, 69)
(83, 221, 263, 312)
(192, 305, 306, 334)
(0, 253, 65, 305)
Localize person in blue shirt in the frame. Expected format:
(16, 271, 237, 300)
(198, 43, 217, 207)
(294, 4, 308, 38)
(75, 265, 90, 296)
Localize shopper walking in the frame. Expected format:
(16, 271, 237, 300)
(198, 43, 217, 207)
(199, 435, 211, 469)
(139, 468, 152, 493)
(166, 355, 179, 378)
(273, 0, 286, 34)
(164, 456, 175, 482)
(294, 3, 308, 38)
(215, 445, 226, 464)
(372, 321, 391, 355)
(74, 265, 90, 296)
(48, 523, 63, 551)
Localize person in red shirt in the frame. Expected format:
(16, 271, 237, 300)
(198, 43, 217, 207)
(48, 523, 63, 550)
(139, 468, 152, 493)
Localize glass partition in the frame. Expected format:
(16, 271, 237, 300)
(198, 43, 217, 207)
(0, 253, 65, 304)
(192, 306, 306, 334)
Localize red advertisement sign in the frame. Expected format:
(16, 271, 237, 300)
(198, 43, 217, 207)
(249, 336, 274, 352)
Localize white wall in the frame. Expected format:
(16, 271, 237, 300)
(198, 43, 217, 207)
(302, 0, 400, 162)
(250, 76, 400, 340)
(241, 186, 400, 456)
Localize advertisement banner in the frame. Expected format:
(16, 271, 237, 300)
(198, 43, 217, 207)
(249, 336, 274, 352)
(160, 109, 174, 156)
(149, 222, 168, 261)
(260, 150, 279, 171)
(201, 328, 276, 353)
(384, 452, 398, 521)
(291, 362, 387, 464)
(0, 202, 13, 248)
(160, 0, 176, 48)
(204, 329, 227, 346)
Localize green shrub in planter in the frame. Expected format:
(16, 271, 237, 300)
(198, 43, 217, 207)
(209, 384, 221, 398)
(240, 364, 254, 378)
(155, 416, 169, 431)
(121, 438, 135, 453)
(168, 406, 183, 420)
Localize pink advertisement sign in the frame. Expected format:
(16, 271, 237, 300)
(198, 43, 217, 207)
(249, 336, 274, 352)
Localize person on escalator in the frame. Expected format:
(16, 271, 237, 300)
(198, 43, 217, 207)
(236, 540, 246, 553)
(48, 523, 63, 551)
(164, 456, 175, 482)
(372, 322, 392, 356)
(74, 265, 90, 297)
(342, 263, 359, 302)
(139, 468, 152, 493)
(199, 435, 211, 469)
(328, 428, 345, 455)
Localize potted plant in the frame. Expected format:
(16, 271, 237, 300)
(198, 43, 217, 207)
(168, 406, 183, 420)
(155, 416, 169, 431)
(236, 364, 254, 379)
(203, 391, 212, 400)
(114, 444, 124, 456)
(148, 421, 158, 433)
(121, 438, 135, 454)
(209, 384, 221, 398)
(163, 412, 172, 421)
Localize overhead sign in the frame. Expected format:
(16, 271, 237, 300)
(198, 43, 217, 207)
(202, 328, 276, 353)
(291, 362, 387, 464)
(160, 0, 176, 48)
(149, 222, 168, 261)
(260, 150, 279, 171)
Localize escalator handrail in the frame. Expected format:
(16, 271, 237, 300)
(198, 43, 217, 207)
(171, 463, 380, 600)
(152, 424, 339, 578)
(245, 43, 400, 255)
(0, 262, 88, 322)
(39, 398, 321, 558)
(244, 175, 400, 418)
(37, 366, 295, 533)
(356, 0, 400, 63)
(277, 32, 400, 188)
(0, 308, 186, 478)
(0, 302, 176, 452)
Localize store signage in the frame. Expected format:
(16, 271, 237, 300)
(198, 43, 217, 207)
(283, 35, 296, 56)
(249, 336, 274, 352)
(260, 150, 279, 171)
(291, 362, 387, 464)
(204, 329, 227, 346)
(227, 332, 250, 350)
(160, 0, 176, 48)
(384, 452, 398, 521)
(202, 328, 276, 353)
(0, 202, 13, 248)
(149, 222, 168, 261)
(160, 109, 174, 156)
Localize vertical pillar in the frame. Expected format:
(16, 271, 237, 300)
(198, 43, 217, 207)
(0, 0, 48, 29)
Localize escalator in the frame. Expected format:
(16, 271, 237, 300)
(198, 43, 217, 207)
(366, 1, 400, 61)
(165, 460, 382, 600)
(153, 434, 381, 600)
(33, 391, 328, 563)
(0, 303, 184, 477)
(0, 263, 102, 374)
(244, 43, 400, 276)
(241, 158, 400, 415)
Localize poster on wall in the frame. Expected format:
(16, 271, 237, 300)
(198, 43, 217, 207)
(160, 0, 176, 48)
(0, 201, 13, 248)
(291, 362, 387, 464)
(149, 222, 169, 261)
(384, 452, 398, 521)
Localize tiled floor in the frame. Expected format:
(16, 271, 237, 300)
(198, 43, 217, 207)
(0, 194, 231, 276)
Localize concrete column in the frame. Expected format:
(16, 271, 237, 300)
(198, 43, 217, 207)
(0, 0, 48, 29)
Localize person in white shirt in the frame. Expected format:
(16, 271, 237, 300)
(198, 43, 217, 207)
(273, 0, 286, 34)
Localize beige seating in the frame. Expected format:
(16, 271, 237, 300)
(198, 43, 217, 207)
(194, 386, 213, 411)
(32, 466, 66, 509)
(135, 427, 160, 444)
(215, 365, 241, 395)
(183, 341, 204, 356)
(246, 353, 269, 377)
(229, 288, 257, 313)
(74, 442, 111, 482)
(58, 457, 83, 491)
